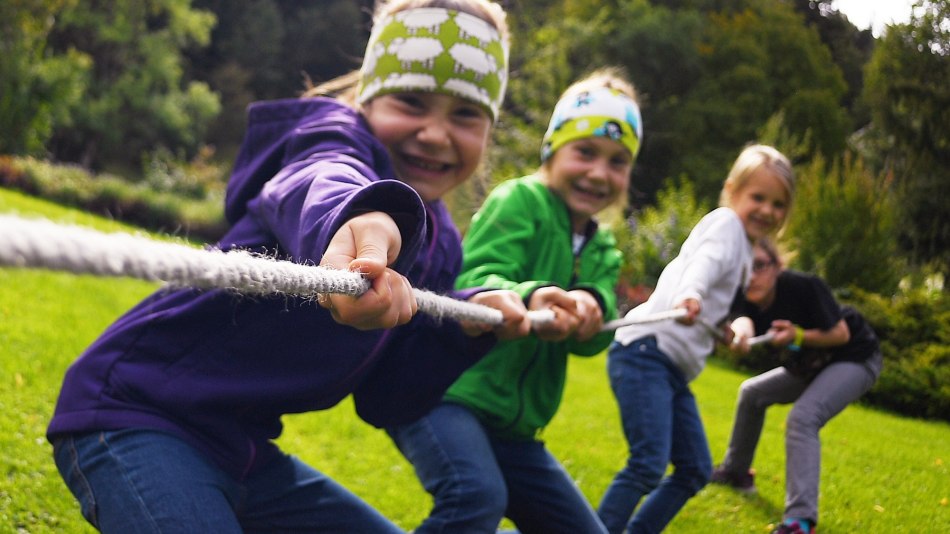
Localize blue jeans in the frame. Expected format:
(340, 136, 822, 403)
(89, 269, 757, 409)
(52, 429, 403, 533)
(387, 402, 606, 534)
(598, 339, 712, 534)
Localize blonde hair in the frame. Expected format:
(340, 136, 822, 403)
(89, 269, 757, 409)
(719, 144, 795, 212)
(303, 0, 509, 103)
(558, 66, 639, 103)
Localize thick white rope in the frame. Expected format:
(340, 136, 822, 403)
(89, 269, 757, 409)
(0, 215, 689, 331)
(0, 215, 538, 325)
(747, 332, 776, 346)
(600, 308, 688, 332)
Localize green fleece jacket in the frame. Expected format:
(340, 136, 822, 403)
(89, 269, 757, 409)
(445, 175, 621, 440)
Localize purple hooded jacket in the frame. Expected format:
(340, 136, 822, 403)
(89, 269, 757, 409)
(47, 97, 495, 480)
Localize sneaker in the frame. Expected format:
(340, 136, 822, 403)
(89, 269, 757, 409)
(771, 518, 816, 534)
(710, 465, 756, 493)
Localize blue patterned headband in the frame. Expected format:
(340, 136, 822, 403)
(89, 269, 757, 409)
(540, 87, 643, 161)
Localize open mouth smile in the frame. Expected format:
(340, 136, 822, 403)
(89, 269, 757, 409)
(404, 154, 453, 173)
(572, 183, 608, 200)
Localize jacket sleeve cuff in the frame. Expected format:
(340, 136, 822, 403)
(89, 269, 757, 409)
(336, 180, 427, 273)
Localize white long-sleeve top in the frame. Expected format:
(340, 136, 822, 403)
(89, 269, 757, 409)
(615, 207, 753, 381)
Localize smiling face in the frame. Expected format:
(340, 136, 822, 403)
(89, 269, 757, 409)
(728, 167, 790, 242)
(542, 136, 633, 233)
(361, 92, 492, 202)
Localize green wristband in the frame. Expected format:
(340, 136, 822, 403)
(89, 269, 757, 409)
(788, 325, 804, 351)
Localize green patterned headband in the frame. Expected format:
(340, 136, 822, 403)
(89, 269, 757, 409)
(540, 87, 643, 162)
(357, 8, 509, 121)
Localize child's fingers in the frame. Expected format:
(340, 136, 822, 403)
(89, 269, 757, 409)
(349, 256, 388, 280)
(349, 212, 402, 268)
(349, 241, 393, 277)
(316, 212, 415, 330)
(375, 270, 417, 326)
(573, 303, 603, 341)
(495, 295, 531, 340)
(674, 298, 700, 325)
(767, 323, 795, 346)
(320, 224, 358, 271)
(464, 290, 529, 340)
(321, 212, 402, 274)
(528, 286, 574, 313)
(533, 305, 579, 341)
(322, 268, 416, 330)
(558, 290, 602, 341)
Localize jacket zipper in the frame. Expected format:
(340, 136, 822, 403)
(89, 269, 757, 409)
(499, 229, 583, 435)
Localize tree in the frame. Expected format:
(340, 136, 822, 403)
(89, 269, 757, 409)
(45, 0, 220, 171)
(507, 0, 850, 206)
(861, 0, 950, 268)
(187, 0, 365, 150)
(790, 0, 875, 122)
(669, 0, 849, 198)
(0, 0, 89, 155)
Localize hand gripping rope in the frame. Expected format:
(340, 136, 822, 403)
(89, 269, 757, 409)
(0, 215, 687, 331)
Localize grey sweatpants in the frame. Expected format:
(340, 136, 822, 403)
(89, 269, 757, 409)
(719, 351, 883, 523)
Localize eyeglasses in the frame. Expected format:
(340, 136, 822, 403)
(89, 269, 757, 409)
(752, 259, 775, 273)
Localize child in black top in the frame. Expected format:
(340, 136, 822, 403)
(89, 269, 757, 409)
(712, 238, 883, 534)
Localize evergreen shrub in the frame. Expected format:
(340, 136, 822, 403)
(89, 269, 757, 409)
(785, 154, 901, 294)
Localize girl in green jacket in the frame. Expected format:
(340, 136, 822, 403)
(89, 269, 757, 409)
(387, 67, 643, 533)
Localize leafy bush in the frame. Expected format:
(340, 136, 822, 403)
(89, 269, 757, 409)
(0, 156, 227, 241)
(142, 145, 226, 200)
(615, 177, 709, 287)
(846, 283, 950, 421)
(784, 154, 902, 294)
(608, 178, 709, 313)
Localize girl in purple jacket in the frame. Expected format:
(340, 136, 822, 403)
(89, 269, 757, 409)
(47, 1, 525, 532)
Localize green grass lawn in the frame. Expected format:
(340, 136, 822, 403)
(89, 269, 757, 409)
(1, 187, 948, 533)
